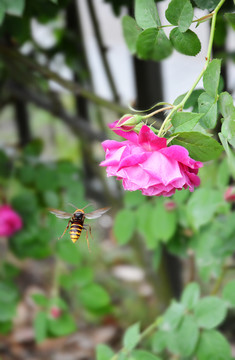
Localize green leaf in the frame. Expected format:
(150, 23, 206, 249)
(136, 203, 159, 249)
(34, 164, 59, 192)
(113, 209, 136, 245)
(0, 321, 12, 335)
(219, 92, 235, 148)
(123, 322, 140, 351)
(187, 188, 225, 230)
(23, 138, 43, 158)
(0, 281, 18, 303)
(219, 133, 235, 178)
(172, 112, 202, 132)
(78, 284, 110, 310)
(203, 59, 221, 99)
(49, 297, 68, 311)
(174, 89, 204, 111)
(0, 302, 17, 321)
(60, 267, 93, 290)
(6, 0, 25, 16)
(34, 311, 47, 343)
(96, 344, 114, 360)
(150, 201, 177, 243)
(152, 330, 167, 353)
(131, 350, 161, 360)
(160, 301, 184, 331)
(0, 0, 7, 24)
(32, 294, 49, 308)
(136, 28, 173, 61)
(196, 330, 231, 360)
(168, 315, 199, 356)
(122, 16, 142, 54)
(222, 280, 235, 307)
(56, 239, 82, 265)
(198, 92, 218, 129)
(224, 13, 235, 30)
(124, 190, 145, 208)
(170, 28, 201, 56)
(181, 282, 200, 310)
(171, 131, 223, 161)
(194, 296, 227, 329)
(166, 0, 193, 32)
(217, 158, 230, 188)
(48, 313, 76, 337)
(135, 0, 160, 29)
(193, 0, 220, 10)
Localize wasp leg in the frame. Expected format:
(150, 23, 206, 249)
(58, 220, 71, 239)
(83, 224, 93, 252)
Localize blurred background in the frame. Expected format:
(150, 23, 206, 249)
(0, 0, 235, 359)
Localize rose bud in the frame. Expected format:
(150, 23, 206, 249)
(50, 306, 62, 319)
(224, 186, 235, 202)
(164, 201, 177, 211)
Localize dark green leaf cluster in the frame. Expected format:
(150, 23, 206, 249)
(122, 0, 204, 61)
(0, 144, 112, 337)
(150, 283, 231, 359)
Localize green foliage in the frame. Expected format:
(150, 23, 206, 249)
(166, 0, 194, 33)
(194, 297, 227, 329)
(222, 280, 235, 306)
(123, 322, 140, 351)
(196, 330, 231, 360)
(180, 282, 200, 310)
(171, 112, 202, 132)
(122, 16, 142, 54)
(198, 92, 218, 129)
(136, 28, 173, 62)
(78, 283, 111, 311)
(203, 59, 221, 99)
(171, 131, 223, 161)
(96, 344, 114, 360)
(169, 28, 201, 56)
(134, 0, 160, 29)
(193, 0, 220, 10)
(114, 208, 136, 245)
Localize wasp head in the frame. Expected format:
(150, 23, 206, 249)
(74, 211, 84, 221)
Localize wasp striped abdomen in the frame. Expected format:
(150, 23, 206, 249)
(69, 220, 84, 243)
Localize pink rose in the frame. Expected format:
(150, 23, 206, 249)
(0, 204, 23, 237)
(100, 124, 203, 197)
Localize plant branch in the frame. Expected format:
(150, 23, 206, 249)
(110, 319, 158, 360)
(87, 0, 120, 102)
(8, 82, 107, 142)
(158, 0, 226, 137)
(0, 45, 129, 115)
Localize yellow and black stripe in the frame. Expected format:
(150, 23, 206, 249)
(69, 220, 84, 243)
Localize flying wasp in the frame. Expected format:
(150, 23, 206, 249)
(49, 204, 110, 251)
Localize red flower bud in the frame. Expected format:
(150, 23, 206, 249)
(112, 115, 143, 132)
(224, 187, 235, 202)
(50, 306, 62, 319)
(164, 201, 177, 211)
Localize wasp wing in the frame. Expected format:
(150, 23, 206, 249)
(85, 207, 111, 219)
(49, 209, 73, 219)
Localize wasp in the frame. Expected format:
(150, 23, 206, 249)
(49, 204, 110, 251)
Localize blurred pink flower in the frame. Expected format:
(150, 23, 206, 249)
(100, 124, 203, 197)
(224, 186, 235, 202)
(164, 200, 177, 211)
(0, 204, 23, 237)
(50, 306, 62, 319)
